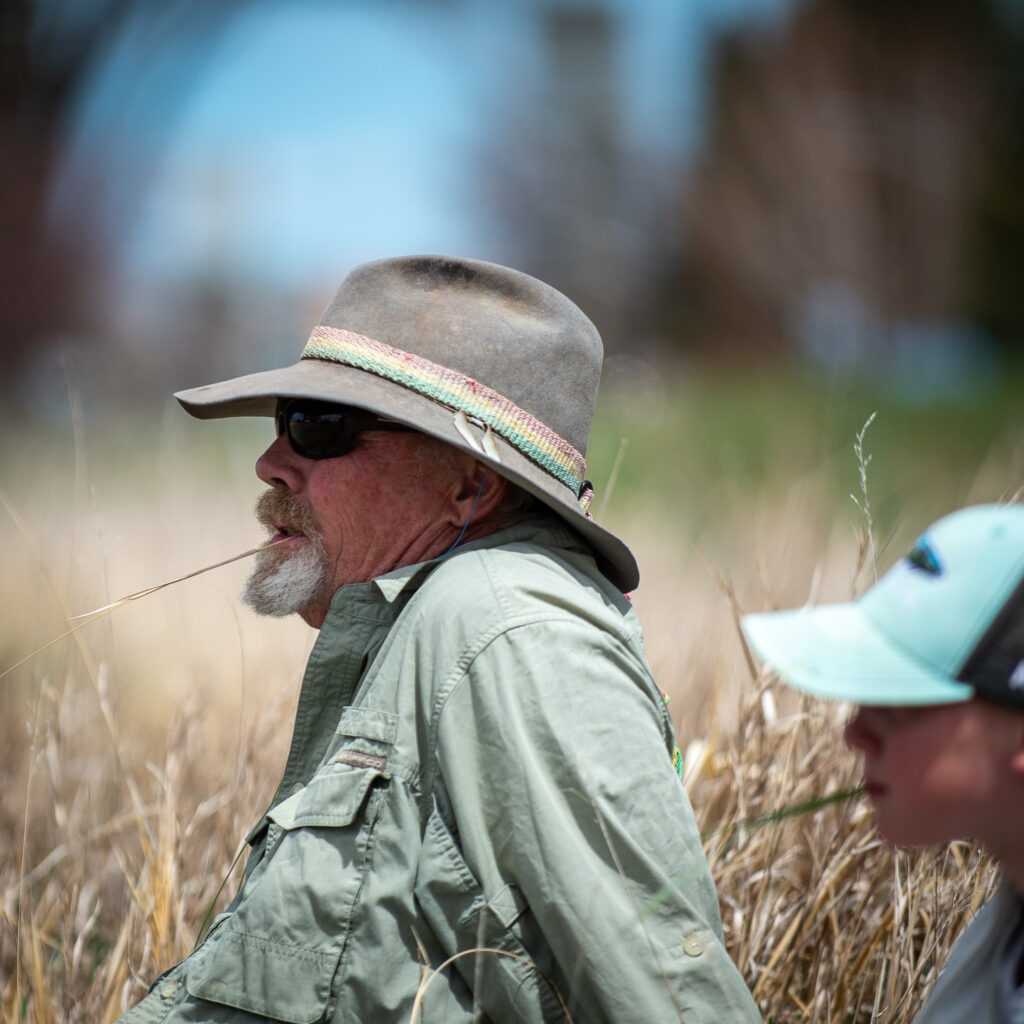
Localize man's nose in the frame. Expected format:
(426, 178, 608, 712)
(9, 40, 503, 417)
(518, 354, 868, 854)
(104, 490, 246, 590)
(256, 433, 306, 492)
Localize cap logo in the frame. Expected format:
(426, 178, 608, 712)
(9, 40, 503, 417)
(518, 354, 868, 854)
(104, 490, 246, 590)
(906, 536, 943, 576)
(1009, 660, 1024, 692)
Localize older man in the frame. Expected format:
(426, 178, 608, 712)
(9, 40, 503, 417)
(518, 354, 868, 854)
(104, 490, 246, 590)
(120, 256, 759, 1023)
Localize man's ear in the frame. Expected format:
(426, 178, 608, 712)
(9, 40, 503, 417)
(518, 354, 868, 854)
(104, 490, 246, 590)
(450, 460, 508, 524)
(1009, 711, 1024, 777)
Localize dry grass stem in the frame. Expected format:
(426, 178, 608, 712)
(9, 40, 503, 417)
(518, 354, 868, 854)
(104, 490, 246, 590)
(596, 437, 629, 521)
(0, 539, 286, 683)
(850, 411, 878, 587)
(409, 947, 574, 1024)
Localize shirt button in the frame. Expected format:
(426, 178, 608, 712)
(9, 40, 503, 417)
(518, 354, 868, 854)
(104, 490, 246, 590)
(158, 978, 181, 1000)
(682, 933, 705, 957)
(289, 782, 304, 796)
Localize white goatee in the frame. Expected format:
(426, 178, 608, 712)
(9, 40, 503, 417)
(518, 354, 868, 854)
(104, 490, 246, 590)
(242, 490, 334, 618)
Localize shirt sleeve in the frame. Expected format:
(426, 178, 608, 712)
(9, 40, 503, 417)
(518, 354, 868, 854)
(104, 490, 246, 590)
(432, 616, 761, 1024)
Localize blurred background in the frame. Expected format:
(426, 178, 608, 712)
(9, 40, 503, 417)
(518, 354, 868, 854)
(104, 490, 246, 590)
(4, 3, 1024, 1016)
(6, 0, 1024, 408)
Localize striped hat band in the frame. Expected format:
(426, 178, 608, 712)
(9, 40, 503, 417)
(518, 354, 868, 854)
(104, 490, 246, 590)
(301, 324, 590, 502)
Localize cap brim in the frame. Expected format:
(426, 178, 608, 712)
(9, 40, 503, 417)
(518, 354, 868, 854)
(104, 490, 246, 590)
(175, 360, 640, 592)
(741, 603, 974, 705)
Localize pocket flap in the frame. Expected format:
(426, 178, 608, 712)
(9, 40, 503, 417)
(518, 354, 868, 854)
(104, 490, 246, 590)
(336, 705, 397, 744)
(268, 765, 379, 830)
(186, 931, 334, 1024)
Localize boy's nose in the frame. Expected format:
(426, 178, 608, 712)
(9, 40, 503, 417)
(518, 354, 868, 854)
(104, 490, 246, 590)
(843, 707, 882, 757)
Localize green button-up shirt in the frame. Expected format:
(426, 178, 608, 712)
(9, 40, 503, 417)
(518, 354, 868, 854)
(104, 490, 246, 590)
(119, 520, 760, 1023)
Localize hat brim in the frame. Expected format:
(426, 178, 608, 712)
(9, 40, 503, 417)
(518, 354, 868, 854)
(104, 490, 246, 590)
(175, 358, 640, 592)
(741, 603, 974, 705)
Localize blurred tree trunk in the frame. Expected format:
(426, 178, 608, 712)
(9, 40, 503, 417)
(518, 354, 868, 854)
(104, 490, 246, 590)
(0, 0, 124, 387)
(479, 3, 678, 357)
(666, 0, 1018, 363)
(0, 0, 256, 401)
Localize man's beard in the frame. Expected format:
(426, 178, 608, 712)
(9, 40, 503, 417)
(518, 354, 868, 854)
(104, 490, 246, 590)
(242, 490, 334, 618)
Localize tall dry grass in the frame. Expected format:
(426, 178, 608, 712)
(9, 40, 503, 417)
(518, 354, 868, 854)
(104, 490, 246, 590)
(1, 380, 1019, 1023)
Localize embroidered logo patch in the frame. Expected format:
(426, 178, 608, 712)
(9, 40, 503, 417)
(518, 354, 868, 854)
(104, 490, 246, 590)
(333, 750, 388, 771)
(906, 536, 943, 576)
(1009, 660, 1024, 692)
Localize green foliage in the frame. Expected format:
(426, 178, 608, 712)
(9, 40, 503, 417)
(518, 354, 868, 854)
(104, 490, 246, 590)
(590, 365, 1024, 547)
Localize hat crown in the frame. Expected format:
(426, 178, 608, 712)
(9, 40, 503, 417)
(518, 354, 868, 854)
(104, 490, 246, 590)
(319, 256, 602, 457)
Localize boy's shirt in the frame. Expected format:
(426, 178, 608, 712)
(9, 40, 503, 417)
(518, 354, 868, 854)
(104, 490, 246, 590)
(996, 903, 1024, 1024)
(914, 880, 1024, 1024)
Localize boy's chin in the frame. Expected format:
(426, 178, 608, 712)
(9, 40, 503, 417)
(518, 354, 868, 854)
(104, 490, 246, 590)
(872, 815, 952, 850)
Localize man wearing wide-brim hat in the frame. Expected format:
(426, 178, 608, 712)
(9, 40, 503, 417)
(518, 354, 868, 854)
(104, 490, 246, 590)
(117, 256, 759, 1023)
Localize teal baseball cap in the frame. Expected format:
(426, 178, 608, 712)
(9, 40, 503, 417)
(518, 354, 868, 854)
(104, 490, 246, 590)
(741, 504, 1024, 708)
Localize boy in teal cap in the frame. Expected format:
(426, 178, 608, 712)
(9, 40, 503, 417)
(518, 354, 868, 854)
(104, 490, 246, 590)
(742, 504, 1024, 1024)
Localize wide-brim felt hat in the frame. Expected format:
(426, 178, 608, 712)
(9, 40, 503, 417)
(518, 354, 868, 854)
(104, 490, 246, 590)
(175, 254, 639, 591)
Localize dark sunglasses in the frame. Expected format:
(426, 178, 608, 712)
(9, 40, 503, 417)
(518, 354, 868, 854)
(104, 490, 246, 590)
(275, 399, 415, 460)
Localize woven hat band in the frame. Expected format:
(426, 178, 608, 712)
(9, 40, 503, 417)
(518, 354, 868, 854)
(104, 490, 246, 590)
(301, 324, 588, 495)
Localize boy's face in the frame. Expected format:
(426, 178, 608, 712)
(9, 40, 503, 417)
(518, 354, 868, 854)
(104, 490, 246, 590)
(844, 701, 1024, 854)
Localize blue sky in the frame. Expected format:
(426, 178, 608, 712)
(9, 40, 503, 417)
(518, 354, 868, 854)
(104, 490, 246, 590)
(53, 0, 792, 294)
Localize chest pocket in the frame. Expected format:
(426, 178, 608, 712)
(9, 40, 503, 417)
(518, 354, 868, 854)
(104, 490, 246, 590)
(185, 708, 396, 1024)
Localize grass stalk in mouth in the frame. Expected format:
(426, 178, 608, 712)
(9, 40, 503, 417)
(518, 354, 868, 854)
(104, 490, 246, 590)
(0, 538, 288, 682)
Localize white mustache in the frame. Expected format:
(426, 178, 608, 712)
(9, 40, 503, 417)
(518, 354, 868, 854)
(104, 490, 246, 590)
(254, 489, 321, 542)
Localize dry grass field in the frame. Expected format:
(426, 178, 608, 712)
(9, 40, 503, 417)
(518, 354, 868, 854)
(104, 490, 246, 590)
(1, 369, 1022, 1022)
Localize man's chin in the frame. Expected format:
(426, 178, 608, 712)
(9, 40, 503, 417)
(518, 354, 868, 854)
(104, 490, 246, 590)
(242, 549, 331, 619)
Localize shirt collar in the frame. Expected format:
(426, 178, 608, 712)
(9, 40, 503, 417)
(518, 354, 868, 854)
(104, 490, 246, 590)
(371, 516, 590, 604)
